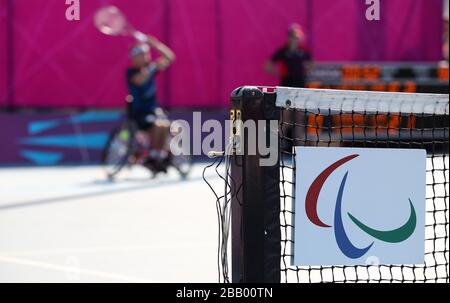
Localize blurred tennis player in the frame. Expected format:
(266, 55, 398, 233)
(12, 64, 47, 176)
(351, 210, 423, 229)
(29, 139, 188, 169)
(265, 23, 312, 87)
(127, 34, 176, 172)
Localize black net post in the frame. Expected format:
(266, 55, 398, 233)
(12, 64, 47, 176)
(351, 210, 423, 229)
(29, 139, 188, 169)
(230, 86, 281, 283)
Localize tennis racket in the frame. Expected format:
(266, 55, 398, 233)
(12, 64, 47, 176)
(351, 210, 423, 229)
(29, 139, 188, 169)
(94, 6, 147, 42)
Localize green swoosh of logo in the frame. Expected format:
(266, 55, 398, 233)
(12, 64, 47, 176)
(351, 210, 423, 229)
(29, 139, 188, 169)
(347, 199, 417, 243)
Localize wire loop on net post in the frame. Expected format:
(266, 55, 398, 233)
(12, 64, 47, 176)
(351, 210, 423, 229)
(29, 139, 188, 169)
(202, 142, 235, 283)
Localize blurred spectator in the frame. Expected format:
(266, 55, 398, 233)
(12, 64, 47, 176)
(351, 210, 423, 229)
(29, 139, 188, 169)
(265, 23, 312, 88)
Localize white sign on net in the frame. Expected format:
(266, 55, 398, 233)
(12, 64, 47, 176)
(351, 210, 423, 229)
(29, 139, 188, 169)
(293, 147, 426, 266)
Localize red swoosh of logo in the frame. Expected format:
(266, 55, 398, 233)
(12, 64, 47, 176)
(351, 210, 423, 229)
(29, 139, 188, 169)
(305, 154, 359, 228)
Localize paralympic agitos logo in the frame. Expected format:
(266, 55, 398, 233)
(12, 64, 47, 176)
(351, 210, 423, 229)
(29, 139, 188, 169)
(305, 154, 417, 259)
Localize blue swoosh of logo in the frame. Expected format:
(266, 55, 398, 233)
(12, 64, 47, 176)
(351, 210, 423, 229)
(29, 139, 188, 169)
(334, 172, 374, 259)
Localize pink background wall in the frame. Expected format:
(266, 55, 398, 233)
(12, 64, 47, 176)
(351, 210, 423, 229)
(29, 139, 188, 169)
(0, 0, 444, 109)
(0, 0, 7, 106)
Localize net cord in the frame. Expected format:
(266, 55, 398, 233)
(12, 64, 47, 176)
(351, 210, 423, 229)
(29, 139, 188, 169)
(276, 87, 449, 115)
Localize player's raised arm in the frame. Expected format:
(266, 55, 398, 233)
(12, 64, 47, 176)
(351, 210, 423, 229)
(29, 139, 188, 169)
(145, 35, 176, 71)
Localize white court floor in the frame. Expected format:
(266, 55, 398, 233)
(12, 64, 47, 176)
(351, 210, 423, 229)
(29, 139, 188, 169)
(0, 164, 221, 283)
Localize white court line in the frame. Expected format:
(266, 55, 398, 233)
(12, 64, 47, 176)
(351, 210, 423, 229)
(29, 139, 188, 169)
(0, 254, 154, 283)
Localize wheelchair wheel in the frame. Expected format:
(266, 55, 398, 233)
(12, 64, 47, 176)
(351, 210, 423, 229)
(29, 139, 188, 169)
(171, 153, 193, 178)
(102, 121, 136, 179)
(168, 140, 193, 178)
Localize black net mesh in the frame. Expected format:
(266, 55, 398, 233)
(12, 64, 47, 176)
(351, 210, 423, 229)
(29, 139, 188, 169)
(279, 107, 449, 283)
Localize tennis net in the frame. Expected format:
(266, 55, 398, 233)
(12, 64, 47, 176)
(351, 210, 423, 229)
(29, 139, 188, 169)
(223, 86, 449, 283)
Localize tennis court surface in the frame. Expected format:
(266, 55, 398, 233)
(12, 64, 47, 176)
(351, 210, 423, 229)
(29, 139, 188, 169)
(0, 164, 219, 283)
